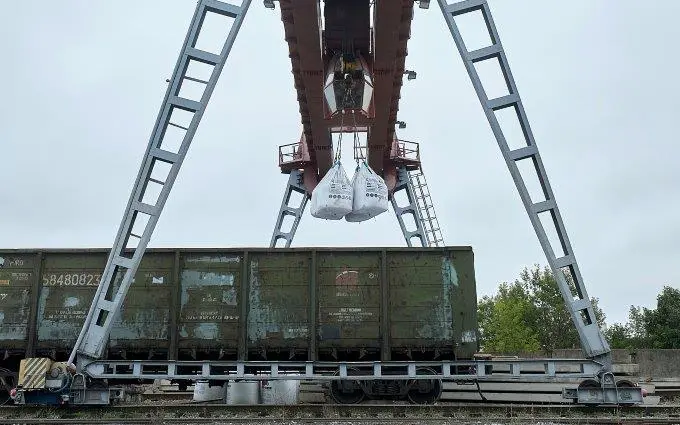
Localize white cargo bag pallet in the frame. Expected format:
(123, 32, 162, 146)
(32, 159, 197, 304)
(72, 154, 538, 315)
(346, 161, 389, 222)
(311, 161, 353, 220)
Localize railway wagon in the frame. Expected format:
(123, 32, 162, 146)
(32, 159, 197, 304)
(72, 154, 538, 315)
(0, 247, 479, 391)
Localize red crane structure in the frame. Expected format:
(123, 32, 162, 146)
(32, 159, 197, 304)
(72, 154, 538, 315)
(270, 0, 440, 249)
(11, 0, 643, 407)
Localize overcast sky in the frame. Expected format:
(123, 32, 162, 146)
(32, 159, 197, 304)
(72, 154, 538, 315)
(1, 0, 678, 327)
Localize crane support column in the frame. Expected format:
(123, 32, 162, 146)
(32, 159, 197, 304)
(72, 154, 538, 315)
(391, 167, 428, 247)
(437, 0, 611, 366)
(270, 169, 309, 247)
(69, 0, 252, 367)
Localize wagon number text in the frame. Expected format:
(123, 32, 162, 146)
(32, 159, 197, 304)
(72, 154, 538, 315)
(42, 273, 102, 286)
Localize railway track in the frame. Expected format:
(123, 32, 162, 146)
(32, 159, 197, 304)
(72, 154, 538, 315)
(0, 403, 679, 425)
(0, 420, 678, 425)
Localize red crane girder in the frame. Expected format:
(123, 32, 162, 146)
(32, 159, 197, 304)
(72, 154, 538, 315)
(277, 0, 415, 182)
(278, 0, 333, 176)
(369, 0, 414, 176)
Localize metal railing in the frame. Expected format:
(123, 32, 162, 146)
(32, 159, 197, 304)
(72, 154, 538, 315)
(353, 139, 421, 166)
(390, 139, 420, 164)
(278, 142, 310, 168)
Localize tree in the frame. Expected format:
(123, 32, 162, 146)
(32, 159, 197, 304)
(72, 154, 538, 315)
(478, 264, 606, 355)
(604, 323, 632, 349)
(645, 286, 680, 349)
(604, 287, 679, 350)
(477, 282, 540, 353)
(515, 265, 606, 354)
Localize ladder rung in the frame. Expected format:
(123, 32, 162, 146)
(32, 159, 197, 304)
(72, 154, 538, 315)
(133, 202, 157, 216)
(96, 299, 115, 313)
(152, 148, 181, 164)
(508, 145, 537, 161)
(184, 75, 210, 85)
(204, 0, 242, 17)
(168, 121, 189, 131)
(554, 255, 575, 269)
(149, 177, 165, 185)
(129, 233, 142, 239)
(113, 256, 134, 269)
(446, 0, 485, 16)
(487, 93, 519, 110)
(171, 96, 202, 112)
(531, 199, 556, 214)
(572, 298, 590, 312)
(187, 47, 221, 65)
(468, 44, 502, 62)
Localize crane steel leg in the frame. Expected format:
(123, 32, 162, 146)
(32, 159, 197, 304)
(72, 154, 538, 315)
(270, 169, 308, 247)
(437, 0, 611, 365)
(68, 0, 252, 366)
(391, 167, 428, 247)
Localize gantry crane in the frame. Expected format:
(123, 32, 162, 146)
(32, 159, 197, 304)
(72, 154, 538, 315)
(12, 0, 643, 406)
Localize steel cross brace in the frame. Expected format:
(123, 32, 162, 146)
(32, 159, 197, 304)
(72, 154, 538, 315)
(437, 0, 611, 365)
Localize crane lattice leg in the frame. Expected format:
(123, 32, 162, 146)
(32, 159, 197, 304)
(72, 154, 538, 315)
(270, 170, 308, 247)
(69, 0, 252, 366)
(437, 0, 611, 364)
(391, 167, 428, 247)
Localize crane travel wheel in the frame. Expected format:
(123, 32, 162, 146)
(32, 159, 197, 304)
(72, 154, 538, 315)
(575, 377, 643, 406)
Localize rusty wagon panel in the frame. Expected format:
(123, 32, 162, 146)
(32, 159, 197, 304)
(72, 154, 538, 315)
(387, 248, 478, 359)
(0, 253, 36, 351)
(109, 252, 174, 354)
(317, 250, 381, 354)
(178, 251, 242, 359)
(0, 246, 479, 365)
(247, 251, 310, 357)
(36, 251, 173, 357)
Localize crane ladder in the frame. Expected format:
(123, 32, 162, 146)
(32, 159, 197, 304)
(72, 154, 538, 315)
(408, 169, 445, 247)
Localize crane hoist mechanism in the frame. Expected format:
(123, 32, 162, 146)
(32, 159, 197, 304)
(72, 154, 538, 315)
(10, 0, 644, 407)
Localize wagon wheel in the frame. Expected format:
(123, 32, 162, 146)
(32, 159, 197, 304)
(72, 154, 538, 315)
(329, 368, 365, 404)
(407, 367, 442, 405)
(0, 368, 17, 401)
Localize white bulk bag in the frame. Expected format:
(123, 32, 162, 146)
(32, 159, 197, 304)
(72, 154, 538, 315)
(345, 161, 389, 222)
(310, 160, 353, 220)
